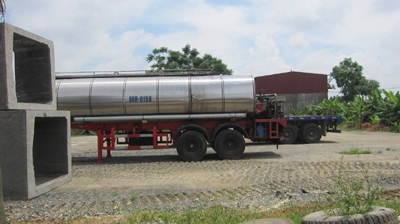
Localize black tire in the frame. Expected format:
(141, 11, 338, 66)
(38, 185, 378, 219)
(71, 129, 87, 135)
(302, 206, 398, 224)
(214, 130, 245, 160)
(300, 123, 321, 143)
(279, 125, 298, 144)
(176, 131, 207, 162)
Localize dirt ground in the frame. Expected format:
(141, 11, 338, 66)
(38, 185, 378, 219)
(4, 131, 400, 222)
(62, 130, 400, 192)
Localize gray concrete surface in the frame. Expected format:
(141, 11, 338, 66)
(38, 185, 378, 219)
(0, 110, 71, 200)
(281, 93, 327, 115)
(0, 23, 56, 111)
(0, 167, 5, 224)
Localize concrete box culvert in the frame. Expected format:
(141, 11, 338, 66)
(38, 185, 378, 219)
(302, 207, 398, 224)
(0, 110, 71, 200)
(0, 23, 56, 111)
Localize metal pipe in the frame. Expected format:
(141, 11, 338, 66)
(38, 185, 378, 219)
(73, 113, 247, 123)
(55, 69, 215, 79)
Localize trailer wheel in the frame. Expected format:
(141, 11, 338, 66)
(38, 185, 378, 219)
(214, 130, 245, 160)
(279, 125, 298, 144)
(300, 123, 321, 143)
(176, 131, 207, 162)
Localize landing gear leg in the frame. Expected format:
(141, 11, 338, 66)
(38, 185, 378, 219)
(97, 127, 103, 164)
(106, 137, 112, 159)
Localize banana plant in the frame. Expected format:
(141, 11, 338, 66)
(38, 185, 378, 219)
(350, 96, 365, 129)
(392, 121, 400, 133)
(383, 90, 400, 124)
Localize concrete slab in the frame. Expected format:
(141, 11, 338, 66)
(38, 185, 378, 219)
(0, 110, 71, 200)
(0, 23, 56, 110)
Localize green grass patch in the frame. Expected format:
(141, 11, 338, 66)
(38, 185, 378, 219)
(126, 205, 262, 224)
(121, 196, 400, 224)
(339, 148, 371, 155)
(130, 194, 137, 202)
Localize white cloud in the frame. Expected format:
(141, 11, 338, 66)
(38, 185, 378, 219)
(296, 50, 345, 75)
(4, 0, 400, 93)
(286, 33, 309, 56)
(7, 0, 154, 71)
(243, 33, 291, 76)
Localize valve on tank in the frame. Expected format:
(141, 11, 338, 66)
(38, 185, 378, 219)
(256, 89, 283, 119)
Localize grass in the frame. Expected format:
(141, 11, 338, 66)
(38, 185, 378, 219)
(339, 148, 371, 155)
(58, 189, 400, 224)
(127, 205, 256, 224)
(130, 194, 137, 202)
(122, 195, 400, 224)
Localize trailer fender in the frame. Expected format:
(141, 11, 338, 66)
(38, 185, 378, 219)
(176, 124, 211, 142)
(211, 123, 250, 141)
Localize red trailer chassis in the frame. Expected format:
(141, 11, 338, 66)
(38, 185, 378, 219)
(72, 118, 287, 163)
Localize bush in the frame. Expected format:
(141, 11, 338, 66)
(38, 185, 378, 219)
(326, 160, 381, 215)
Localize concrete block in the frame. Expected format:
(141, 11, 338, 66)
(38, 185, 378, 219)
(0, 23, 56, 110)
(0, 110, 71, 200)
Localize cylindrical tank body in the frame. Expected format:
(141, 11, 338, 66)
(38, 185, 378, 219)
(56, 76, 255, 116)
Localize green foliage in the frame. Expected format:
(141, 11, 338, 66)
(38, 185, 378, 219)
(329, 58, 380, 102)
(122, 194, 400, 224)
(127, 205, 260, 224)
(146, 44, 233, 75)
(294, 87, 400, 130)
(370, 115, 381, 125)
(130, 194, 137, 202)
(0, 0, 5, 20)
(391, 121, 400, 132)
(326, 160, 381, 216)
(339, 148, 371, 155)
(350, 96, 365, 129)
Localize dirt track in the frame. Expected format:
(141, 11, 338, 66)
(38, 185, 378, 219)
(4, 131, 400, 222)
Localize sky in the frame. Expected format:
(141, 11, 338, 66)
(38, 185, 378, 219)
(4, 0, 400, 96)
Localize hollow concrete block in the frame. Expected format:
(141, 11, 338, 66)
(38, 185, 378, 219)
(0, 23, 56, 110)
(0, 110, 71, 200)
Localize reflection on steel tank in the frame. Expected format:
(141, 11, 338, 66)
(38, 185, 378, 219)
(56, 76, 255, 116)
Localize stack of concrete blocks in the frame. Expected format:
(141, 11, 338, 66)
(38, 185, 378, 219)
(0, 23, 71, 200)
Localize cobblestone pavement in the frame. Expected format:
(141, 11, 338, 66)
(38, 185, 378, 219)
(4, 131, 400, 222)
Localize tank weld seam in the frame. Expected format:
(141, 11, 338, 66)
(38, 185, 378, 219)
(221, 75, 225, 112)
(89, 78, 95, 116)
(122, 78, 127, 115)
(156, 77, 160, 113)
(189, 76, 192, 114)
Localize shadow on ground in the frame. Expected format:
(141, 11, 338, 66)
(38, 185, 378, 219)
(72, 151, 282, 165)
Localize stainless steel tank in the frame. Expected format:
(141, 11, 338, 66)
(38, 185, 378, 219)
(56, 76, 255, 116)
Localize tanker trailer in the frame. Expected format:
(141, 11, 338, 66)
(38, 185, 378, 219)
(56, 74, 287, 163)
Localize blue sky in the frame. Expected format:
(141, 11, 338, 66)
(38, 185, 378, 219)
(5, 0, 400, 96)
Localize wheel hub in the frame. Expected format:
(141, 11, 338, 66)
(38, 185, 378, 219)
(224, 139, 236, 151)
(186, 140, 198, 153)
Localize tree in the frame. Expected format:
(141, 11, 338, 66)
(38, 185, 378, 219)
(146, 44, 233, 75)
(329, 58, 379, 102)
(0, 0, 5, 20)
